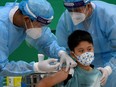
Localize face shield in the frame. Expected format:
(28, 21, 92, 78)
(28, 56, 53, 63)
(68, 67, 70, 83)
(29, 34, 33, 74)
(19, 0, 54, 26)
(24, 3, 53, 26)
(64, 0, 90, 25)
(19, 0, 54, 39)
(69, 7, 87, 25)
(64, 0, 90, 9)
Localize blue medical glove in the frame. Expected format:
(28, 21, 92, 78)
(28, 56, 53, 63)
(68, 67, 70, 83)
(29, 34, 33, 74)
(98, 66, 112, 86)
(58, 50, 77, 71)
(34, 59, 60, 73)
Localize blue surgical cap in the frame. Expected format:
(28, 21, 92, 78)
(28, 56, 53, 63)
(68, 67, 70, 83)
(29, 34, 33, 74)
(19, 0, 54, 24)
(64, 0, 90, 8)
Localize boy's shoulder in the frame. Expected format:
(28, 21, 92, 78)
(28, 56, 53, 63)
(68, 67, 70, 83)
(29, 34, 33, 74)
(91, 65, 103, 78)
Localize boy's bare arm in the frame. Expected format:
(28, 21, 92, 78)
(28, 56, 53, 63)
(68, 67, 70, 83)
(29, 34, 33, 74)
(36, 68, 69, 87)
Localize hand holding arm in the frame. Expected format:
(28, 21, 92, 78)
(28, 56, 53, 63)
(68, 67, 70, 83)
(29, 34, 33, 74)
(98, 66, 112, 86)
(58, 50, 77, 71)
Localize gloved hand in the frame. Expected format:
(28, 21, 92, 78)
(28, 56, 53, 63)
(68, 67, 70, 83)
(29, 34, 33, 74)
(58, 50, 77, 71)
(98, 66, 112, 86)
(34, 58, 60, 73)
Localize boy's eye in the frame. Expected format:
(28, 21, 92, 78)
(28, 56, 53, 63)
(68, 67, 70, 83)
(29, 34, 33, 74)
(79, 50, 84, 53)
(88, 48, 91, 51)
(88, 48, 93, 52)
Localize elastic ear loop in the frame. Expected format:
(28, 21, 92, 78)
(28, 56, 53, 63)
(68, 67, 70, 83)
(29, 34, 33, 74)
(83, 5, 87, 14)
(72, 52, 78, 58)
(24, 19, 34, 30)
(84, 5, 90, 18)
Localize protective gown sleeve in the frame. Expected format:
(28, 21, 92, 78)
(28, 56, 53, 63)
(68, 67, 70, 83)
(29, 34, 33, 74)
(103, 14, 116, 71)
(56, 11, 71, 54)
(0, 22, 35, 76)
(26, 27, 66, 59)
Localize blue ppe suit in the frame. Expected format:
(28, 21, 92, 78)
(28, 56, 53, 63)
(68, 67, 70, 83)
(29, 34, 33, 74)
(56, 1, 116, 87)
(0, 3, 65, 86)
(65, 66, 102, 87)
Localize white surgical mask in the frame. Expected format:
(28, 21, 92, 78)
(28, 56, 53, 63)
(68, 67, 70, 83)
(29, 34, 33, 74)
(75, 52, 94, 66)
(70, 12, 86, 25)
(26, 28, 42, 39)
(25, 20, 42, 39)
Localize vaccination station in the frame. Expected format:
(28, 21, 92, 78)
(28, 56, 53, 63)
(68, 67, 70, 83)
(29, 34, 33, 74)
(0, 0, 116, 87)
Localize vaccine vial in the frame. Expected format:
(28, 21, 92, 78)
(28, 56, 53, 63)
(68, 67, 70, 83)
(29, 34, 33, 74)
(38, 54, 44, 62)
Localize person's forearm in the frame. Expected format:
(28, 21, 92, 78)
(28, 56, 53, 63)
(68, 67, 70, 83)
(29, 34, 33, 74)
(36, 69, 69, 87)
(0, 61, 34, 76)
(36, 76, 57, 87)
(106, 57, 116, 71)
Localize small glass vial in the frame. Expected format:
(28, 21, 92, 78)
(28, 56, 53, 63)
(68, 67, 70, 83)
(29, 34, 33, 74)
(38, 54, 44, 62)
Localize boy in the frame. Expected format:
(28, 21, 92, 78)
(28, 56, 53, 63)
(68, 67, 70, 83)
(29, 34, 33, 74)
(36, 30, 102, 87)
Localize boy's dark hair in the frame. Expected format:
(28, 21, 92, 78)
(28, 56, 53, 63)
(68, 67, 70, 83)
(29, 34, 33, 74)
(68, 30, 93, 51)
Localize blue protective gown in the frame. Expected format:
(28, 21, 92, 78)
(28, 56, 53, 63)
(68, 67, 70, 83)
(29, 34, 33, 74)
(56, 1, 116, 87)
(0, 2, 65, 86)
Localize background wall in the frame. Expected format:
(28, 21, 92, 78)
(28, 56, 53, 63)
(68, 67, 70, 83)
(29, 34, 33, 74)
(0, 0, 115, 62)
(102, 0, 116, 4)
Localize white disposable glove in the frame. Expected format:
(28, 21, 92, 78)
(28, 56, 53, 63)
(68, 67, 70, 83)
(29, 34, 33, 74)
(34, 58, 60, 73)
(58, 50, 77, 71)
(98, 66, 112, 86)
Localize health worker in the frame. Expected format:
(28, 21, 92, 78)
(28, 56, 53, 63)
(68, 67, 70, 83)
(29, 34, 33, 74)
(0, 0, 77, 86)
(56, 0, 116, 87)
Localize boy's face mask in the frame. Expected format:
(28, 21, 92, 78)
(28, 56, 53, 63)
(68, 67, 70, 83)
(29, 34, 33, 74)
(74, 52, 94, 66)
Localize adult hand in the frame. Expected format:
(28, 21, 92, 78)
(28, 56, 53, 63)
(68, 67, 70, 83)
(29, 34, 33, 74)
(58, 50, 77, 71)
(34, 58, 60, 73)
(98, 66, 112, 86)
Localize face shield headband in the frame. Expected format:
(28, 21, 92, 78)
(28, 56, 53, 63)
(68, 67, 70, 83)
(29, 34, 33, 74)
(64, 0, 90, 9)
(26, 3, 53, 25)
(37, 16, 53, 25)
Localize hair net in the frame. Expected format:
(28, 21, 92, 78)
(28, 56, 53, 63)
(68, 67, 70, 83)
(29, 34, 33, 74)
(19, 0, 54, 24)
(64, 0, 91, 8)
